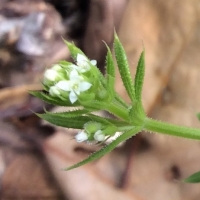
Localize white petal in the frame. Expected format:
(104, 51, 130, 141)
(69, 90, 78, 103)
(69, 64, 78, 69)
(90, 60, 97, 66)
(75, 131, 88, 142)
(94, 130, 105, 141)
(56, 80, 71, 91)
(79, 81, 92, 92)
(70, 69, 79, 78)
(76, 54, 91, 72)
(69, 69, 84, 82)
(77, 54, 88, 64)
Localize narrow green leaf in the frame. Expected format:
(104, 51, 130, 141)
(183, 171, 200, 183)
(107, 75, 115, 100)
(37, 113, 90, 129)
(30, 91, 77, 106)
(59, 60, 71, 65)
(45, 108, 94, 118)
(99, 71, 107, 87)
(87, 114, 114, 126)
(114, 33, 135, 102)
(114, 93, 129, 109)
(65, 126, 142, 170)
(105, 44, 115, 98)
(59, 60, 73, 69)
(88, 114, 130, 127)
(134, 51, 145, 101)
(105, 44, 115, 78)
(81, 100, 108, 111)
(63, 40, 85, 60)
(81, 99, 129, 121)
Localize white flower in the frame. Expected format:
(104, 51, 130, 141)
(75, 130, 88, 142)
(94, 130, 105, 142)
(74, 54, 97, 73)
(56, 69, 92, 103)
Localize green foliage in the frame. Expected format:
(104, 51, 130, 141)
(31, 33, 200, 176)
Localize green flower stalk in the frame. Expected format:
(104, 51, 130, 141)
(31, 33, 200, 182)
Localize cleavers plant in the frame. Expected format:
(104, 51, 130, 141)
(31, 33, 200, 182)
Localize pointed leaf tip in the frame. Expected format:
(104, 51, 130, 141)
(63, 39, 85, 60)
(134, 50, 145, 102)
(183, 171, 200, 183)
(104, 43, 115, 99)
(114, 33, 136, 102)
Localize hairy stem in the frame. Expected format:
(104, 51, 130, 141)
(144, 118, 200, 140)
(105, 101, 129, 121)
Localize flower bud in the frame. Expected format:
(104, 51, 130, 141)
(49, 86, 61, 97)
(97, 89, 109, 100)
(84, 122, 102, 134)
(43, 64, 66, 87)
(44, 69, 58, 82)
(49, 84, 70, 101)
(102, 125, 118, 136)
(94, 130, 105, 142)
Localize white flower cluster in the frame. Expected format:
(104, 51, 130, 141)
(43, 54, 97, 104)
(75, 129, 105, 143)
(74, 121, 106, 143)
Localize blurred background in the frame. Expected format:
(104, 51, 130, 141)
(0, 0, 200, 199)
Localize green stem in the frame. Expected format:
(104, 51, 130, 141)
(105, 101, 129, 121)
(114, 92, 129, 109)
(144, 118, 200, 140)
